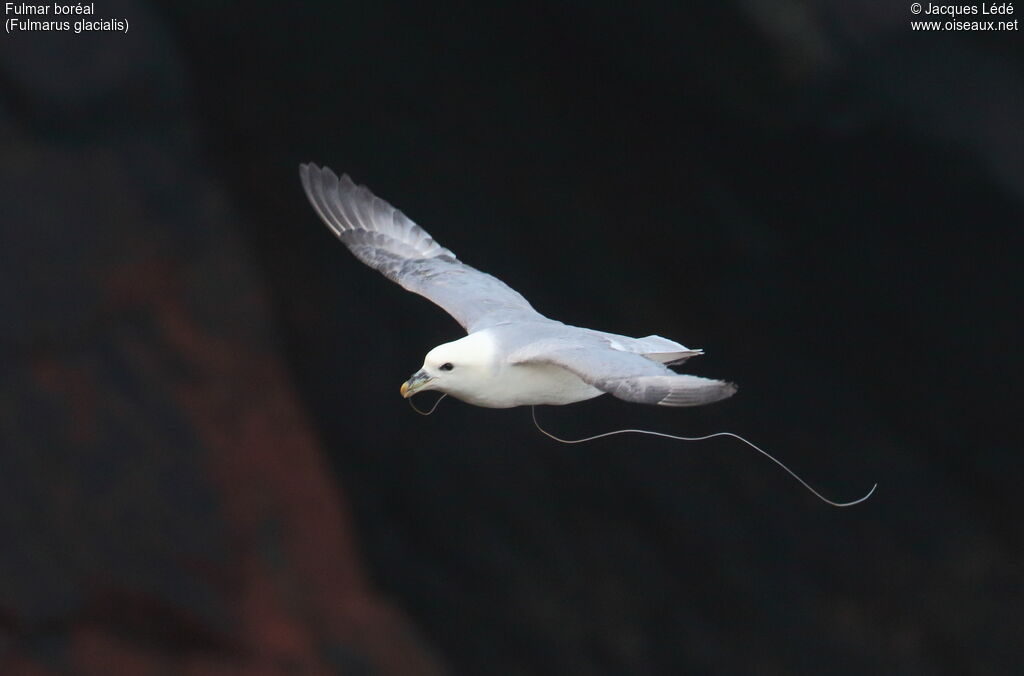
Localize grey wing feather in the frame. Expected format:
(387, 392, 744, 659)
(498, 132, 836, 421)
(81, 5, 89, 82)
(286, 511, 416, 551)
(583, 330, 704, 365)
(300, 164, 544, 332)
(511, 338, 737, 407)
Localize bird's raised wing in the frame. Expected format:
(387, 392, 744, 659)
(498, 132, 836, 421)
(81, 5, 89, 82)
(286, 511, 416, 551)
(510, 338, 737, 407)
(300, 164, 544, 332)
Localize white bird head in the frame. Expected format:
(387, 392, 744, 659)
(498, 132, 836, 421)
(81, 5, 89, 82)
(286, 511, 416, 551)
(400, 332, 497, 400)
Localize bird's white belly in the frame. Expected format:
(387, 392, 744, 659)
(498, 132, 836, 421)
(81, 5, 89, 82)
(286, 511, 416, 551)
(459, 362, 603, 408)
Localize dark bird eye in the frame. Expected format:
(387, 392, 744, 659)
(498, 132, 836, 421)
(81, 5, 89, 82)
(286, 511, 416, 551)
(440, 362, 454, 371)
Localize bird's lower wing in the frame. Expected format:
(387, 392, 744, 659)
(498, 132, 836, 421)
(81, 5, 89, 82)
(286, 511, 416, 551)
(300, 164, 544, 332)
(510, 339, 737, 407)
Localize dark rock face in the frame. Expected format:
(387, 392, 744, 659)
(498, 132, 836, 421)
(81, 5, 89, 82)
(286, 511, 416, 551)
(0, 6, 442, 674)
(2, 3, 1021, 675)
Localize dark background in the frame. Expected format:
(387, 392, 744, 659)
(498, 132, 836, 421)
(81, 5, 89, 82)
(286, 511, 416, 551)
(2, 1, 1022, 674)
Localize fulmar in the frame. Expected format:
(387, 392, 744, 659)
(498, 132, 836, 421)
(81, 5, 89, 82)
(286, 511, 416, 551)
(299, 164, 736, 409)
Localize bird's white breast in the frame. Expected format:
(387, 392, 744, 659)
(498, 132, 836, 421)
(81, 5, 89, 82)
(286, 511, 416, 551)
(465, 360, 602, 408)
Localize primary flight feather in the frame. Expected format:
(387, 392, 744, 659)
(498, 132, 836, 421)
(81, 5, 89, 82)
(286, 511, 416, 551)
(299, 164, 737, 408)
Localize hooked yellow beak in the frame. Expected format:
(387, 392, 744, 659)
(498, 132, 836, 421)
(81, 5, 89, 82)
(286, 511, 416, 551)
(400, 369, 433, 398)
